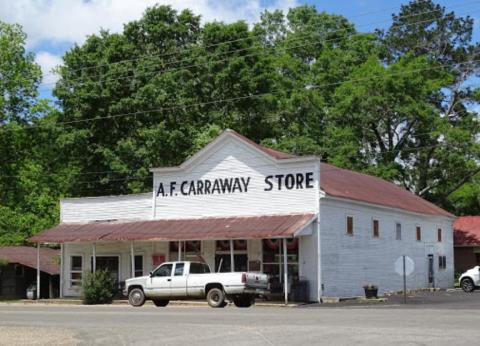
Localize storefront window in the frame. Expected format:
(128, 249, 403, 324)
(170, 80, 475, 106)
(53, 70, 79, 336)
(169, 241, 202, 262)
(262, 239, 299, 293)
(215, 240, 248, 272)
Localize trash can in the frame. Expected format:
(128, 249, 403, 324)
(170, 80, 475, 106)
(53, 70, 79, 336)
(291, 279, 309, 303)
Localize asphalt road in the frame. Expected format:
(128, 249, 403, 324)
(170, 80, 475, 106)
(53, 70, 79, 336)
(0, 298, 479, 346)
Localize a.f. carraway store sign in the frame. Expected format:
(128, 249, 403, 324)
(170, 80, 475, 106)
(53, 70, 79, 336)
(156, 172, 315, 197)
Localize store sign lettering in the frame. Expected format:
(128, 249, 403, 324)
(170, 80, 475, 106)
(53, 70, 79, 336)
(156, 172, 314, 197)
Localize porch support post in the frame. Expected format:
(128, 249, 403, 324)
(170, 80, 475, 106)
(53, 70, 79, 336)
(283, 238, 288, 305)
(92, 242, 96, 273)
(36, 243, 41, 300)
(49, 276, 53, 299)
(59, 243, 64, 298)
(178, 241, 182, 261)
(130, 241, 135, 277)
(229, 239, 234, 272)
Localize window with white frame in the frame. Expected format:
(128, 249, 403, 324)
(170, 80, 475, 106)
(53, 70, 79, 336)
(70, 255, 83, 287)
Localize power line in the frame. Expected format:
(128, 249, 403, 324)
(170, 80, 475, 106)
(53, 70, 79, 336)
(3, 58, 475, 132)
(44, 7, 480, 91)
(37, 0, 480, 86)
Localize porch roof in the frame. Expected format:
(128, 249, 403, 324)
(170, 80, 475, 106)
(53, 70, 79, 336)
(0, 246, 59, 275)
(29, 213, 316, 244)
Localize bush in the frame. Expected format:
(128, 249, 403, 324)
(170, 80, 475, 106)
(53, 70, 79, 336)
(82, 269, 117, 305)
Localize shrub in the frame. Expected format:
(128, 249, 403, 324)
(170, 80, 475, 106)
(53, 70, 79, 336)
(82, 269, 116, 305)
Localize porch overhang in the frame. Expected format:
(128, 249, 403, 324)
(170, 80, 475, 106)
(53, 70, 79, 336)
(29, 213, 317, 244)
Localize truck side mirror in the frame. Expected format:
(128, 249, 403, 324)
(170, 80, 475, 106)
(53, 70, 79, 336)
(149, 271, 153, 277)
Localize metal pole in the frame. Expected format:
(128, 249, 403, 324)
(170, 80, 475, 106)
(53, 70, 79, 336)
(403, 255, 407, 304)
(230, 239, 234, 272)
(36, 243, 41, 300)
(130, 241, 135, 277)
(92, 242, 96, 273)
(178, 241, 182, 261)
(283, 239, 288, 305)
(59, 243, 64, 298)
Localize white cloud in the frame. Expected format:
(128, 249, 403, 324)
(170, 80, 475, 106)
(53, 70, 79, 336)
(35, 51, 63, 85)
(0, 0, 298, 48)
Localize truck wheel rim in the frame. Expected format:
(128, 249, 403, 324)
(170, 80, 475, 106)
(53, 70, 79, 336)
(211, 292, 219, 302)
(131, 291, 142, 304)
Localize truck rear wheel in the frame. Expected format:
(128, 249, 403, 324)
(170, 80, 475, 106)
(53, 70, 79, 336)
(207, 288, 226, 308)
(152, 299, 169, 307)
(233, 295, 254, 308)
(128, 288, 146, 307)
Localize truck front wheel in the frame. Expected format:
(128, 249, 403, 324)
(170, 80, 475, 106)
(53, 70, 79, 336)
(128, 288, 146, 307)
(206, 288, 226, 308)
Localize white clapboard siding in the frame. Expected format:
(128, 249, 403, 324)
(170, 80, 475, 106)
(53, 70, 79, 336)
(319, 197, 454, 297)
(61, 193, 152, 223)
(153, 137, 319, 219)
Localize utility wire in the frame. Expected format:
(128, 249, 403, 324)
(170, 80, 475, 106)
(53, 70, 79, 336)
(2, 58, 476, 133)
(37, 0, 480, 85)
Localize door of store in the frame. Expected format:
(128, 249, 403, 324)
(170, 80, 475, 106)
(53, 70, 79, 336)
(91, 256, 120, 284)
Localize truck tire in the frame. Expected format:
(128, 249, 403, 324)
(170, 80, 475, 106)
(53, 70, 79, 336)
(461, 277, 475, 292)
(206, 288, 226, 308)
(128, 288, 146, 307)
(152, 299, 169, 307)
(233, 295, 254, 308)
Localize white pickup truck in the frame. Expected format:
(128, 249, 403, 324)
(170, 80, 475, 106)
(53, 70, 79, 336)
(125, 261, 269, 308)
(459, 266, 480, 292)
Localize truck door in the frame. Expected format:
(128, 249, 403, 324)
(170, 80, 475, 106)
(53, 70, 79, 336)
(147, 263, 173, 298)
(170, 262, 187, 297)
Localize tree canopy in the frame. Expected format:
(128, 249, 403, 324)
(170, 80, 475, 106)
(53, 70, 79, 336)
(0, 0, 479, 245)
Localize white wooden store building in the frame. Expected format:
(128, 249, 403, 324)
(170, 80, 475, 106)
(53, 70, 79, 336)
(31, 130, 455, 301)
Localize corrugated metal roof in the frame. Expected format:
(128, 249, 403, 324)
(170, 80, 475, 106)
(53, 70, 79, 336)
(29, 214, 316, 244)
(0, 246, 59, 275)
(320, 163, 453, 217)
(454, 216, 480, 246)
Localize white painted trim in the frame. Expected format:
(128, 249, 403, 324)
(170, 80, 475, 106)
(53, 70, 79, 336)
(293, 215, 317, 237)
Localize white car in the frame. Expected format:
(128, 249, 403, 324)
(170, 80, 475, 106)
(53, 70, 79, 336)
(459, 266, 480, 292)
(125, 261, 269, 308)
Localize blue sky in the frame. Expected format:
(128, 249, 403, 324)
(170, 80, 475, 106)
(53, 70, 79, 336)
(0, 0, 478, 100)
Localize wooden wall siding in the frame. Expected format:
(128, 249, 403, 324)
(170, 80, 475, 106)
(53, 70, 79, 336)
(60, 193, 152, 223)
(153, 137, 318, 219)
(319, 198, 454, 298)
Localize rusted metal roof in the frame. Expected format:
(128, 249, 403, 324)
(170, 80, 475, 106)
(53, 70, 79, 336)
(0, 246, 59, 275)
(29, 214, 316, 244)
(454, 216, 480, 246)
(320, 163, 453, 218)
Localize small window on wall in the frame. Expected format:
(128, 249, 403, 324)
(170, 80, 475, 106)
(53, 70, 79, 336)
(437, 228, 442, 242)
(395, 222, 402, 240)
(438, 255, 447, 270)
(416, 226, 422, 241)
(372, 219, 379, 238)
(346, 216, 353, 236)
(70, 256, 83, 287)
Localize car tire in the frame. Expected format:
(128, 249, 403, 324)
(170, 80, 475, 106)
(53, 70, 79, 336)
(206, 288, 226, 308)
(152, 299, 169, 307)
(128, 288, 146, 307)
(461, 278, 475, 293)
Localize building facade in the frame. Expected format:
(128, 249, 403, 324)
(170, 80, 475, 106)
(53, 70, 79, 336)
(31, 130, 455, 301)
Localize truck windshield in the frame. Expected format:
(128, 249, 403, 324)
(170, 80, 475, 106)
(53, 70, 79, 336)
(153, 264, 173, 277)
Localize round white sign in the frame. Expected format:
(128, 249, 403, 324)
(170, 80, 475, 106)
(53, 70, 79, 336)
(395, 256, 415, 276)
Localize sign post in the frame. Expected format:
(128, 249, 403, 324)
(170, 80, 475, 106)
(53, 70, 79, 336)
(395, 255, 414, 304)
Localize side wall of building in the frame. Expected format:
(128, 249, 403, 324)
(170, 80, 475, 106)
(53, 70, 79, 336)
(320, 198, 454, 298)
